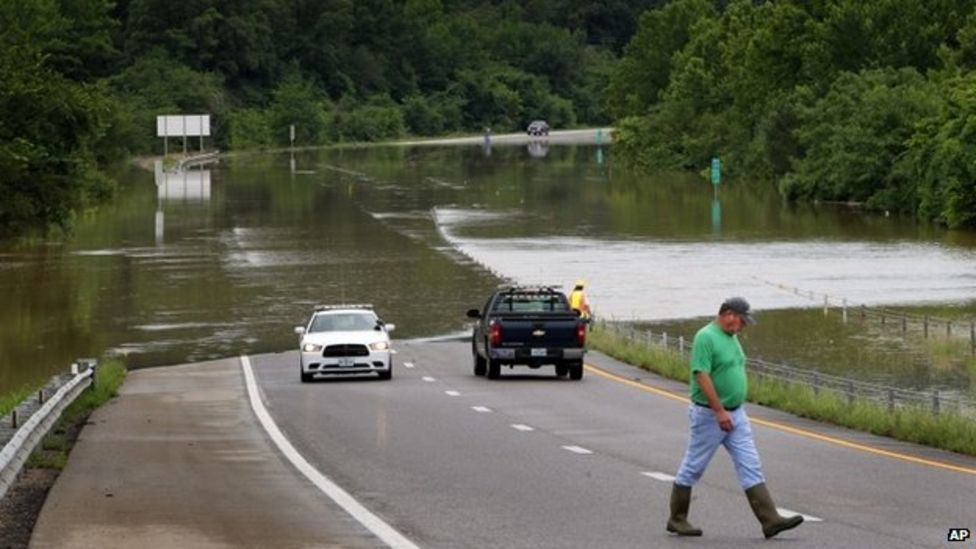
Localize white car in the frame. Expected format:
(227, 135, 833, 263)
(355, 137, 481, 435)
(294, 305, 395, 382)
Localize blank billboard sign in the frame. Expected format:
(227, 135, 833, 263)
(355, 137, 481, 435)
(156, 115, 211, 137)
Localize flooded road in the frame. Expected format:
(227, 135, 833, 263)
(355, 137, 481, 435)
(1, 138, 974, 396)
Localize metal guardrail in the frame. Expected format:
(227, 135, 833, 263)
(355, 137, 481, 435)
(0, 363, 95, 499)
(598, 321, 976, 418)
(176, 150, 220, 171)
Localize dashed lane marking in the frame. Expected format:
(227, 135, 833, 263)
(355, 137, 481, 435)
(562, 445, 593, 455)
(240, 356, 419, 549)
(471, 406, 492, 413)
(511, 424, 535, 432)
(778, 508, 823, 522)
(641, 472, 675, 482)
(445, 390, 461, 397)
(403, 362, 414, 369)
(422, 376, 436, 382)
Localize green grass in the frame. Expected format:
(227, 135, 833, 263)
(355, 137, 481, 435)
(1, 384, 39, 417)
(589, 326, 976, 457)
(26, 358, 127, 470)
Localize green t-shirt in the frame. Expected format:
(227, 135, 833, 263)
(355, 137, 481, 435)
(689, 321, 747, 409)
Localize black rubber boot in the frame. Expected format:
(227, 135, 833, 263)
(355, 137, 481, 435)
(666, 483, 703, 536)
(745, 483, 804, 539)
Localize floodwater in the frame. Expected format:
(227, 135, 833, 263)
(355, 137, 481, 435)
(1, 139, 975, 396)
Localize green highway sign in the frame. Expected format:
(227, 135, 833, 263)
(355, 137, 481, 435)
(710, 157, 721, 185)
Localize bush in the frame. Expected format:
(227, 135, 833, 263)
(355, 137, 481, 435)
(334, 102, 405, 142)
(227, 108, 273, 149)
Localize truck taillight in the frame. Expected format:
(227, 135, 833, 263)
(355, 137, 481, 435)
(576, 323, 586, 346)
(489, 321, 503, 346)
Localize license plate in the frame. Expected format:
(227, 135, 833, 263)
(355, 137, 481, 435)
(530, 348, 547, 357)
(338, 357, 355, 367)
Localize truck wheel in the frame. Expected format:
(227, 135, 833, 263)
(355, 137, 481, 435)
(568, 360, 584, 380)
(486, 357, 501, 379)
(473, 352, 487, 376)
(555, 363, 569, 377)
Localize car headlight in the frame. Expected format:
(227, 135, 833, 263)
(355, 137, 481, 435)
(302, 343, 323, 353)
(369, 341, 390, 351)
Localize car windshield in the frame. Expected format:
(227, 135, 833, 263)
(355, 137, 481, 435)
(309, 312, 377, 332)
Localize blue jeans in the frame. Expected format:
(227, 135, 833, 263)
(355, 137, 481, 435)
(674, 404, 765, 490)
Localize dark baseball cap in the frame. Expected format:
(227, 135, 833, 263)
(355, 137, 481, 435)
(720, 297, 755, 325)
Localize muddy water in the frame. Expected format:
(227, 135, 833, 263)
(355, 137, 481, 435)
(1, 141, 974, 396)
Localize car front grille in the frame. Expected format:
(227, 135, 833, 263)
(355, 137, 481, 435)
(322, 344, 370, 357)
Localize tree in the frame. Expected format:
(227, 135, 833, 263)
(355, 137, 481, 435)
(781, 68, 939, 213)
(909, 71, 976, 228)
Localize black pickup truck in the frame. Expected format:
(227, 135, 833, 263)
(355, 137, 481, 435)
(466, 286, 587, 380)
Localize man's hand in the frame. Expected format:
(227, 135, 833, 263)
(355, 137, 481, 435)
(715, 409, 734, 432)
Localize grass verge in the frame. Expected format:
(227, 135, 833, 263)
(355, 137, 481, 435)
(1, 385, 40, 418)
(25, 359, 127, 470)
(589, 326, 976, 457)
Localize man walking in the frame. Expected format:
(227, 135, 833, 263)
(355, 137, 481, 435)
(666, 297, 803, 539)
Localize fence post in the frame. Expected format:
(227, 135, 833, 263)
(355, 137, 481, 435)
(812, 372, 819, 395)
(10, 409, 16, 429)
(662, 331, 668, 348)
(847, 381, 855, 406)
(823, 295, 829, 316)
(881, 311, 886, 325)
(901, 315, 907, 335)
(38, 389, 44, 404)
(932, 390, 940, 416)
(887, 389, 894, 412)
(969, 320, 976, 356)
(924, 315, 928, 339)
(861, 304, 866, 321)
(842, 299, 848, 324)
(947, 321, 951, 338)
(678, 336, 685, 355)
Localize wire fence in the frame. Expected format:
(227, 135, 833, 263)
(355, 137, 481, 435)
(598, 321, 976, 419)
(756, 278, 976, 357)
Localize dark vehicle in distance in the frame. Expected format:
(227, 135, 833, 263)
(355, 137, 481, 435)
(526, 120, 550, 136)
(467, 286, 586, 380)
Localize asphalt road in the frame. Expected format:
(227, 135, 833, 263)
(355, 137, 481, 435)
(249, 341, 976, 549)
(393, 128, 612, 147)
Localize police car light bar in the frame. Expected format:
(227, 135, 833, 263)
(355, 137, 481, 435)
(313, 303, 374, 311)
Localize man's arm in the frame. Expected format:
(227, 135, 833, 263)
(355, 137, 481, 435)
(694, 371, 733, 432)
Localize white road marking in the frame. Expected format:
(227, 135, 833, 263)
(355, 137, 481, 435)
(445, 390, 461, 397)
(641, 472, 675, 482)
(239, 356, 419, 549)
(562, 445, 593, 455)
(778, 508, 823, 522)
(422, 376, 436, 382)
(403, 362, 414, 368)
(471, 406, 492, 413)
(511, 424, 535, 432)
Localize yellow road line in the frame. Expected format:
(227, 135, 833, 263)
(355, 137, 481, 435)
(585, 363, 976, 476)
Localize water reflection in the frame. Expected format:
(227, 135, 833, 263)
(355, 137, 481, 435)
(156, 169, 211, 201)
(711, 197, 722, 237)
(527, 139, 549, 158)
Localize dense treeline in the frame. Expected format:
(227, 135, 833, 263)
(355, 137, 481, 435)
(609, 0, 976, 228)
(0, 0, 659, 237)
